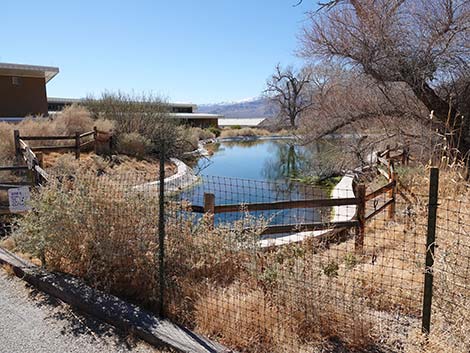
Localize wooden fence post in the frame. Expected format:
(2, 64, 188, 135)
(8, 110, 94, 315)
(75, 132, 80, 160)
(14, 130, 20, 160)
(388, 172, 397, 220)
(36, 152, 44, 168)
(422, 167, 439, 334)
(355, 184, 366, 252)
(204, 193, 215, 227)
(93, 126, 98, 154)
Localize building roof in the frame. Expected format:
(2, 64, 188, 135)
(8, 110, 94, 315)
(47, 97, 196, 109)
(169, 113, 223, 119)
(0, 62, 59, 83)
(219, 118, 266, 127)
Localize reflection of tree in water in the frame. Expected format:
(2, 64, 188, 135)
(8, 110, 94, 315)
(262, 142, 309, 194)
(262, 140, 340, 198)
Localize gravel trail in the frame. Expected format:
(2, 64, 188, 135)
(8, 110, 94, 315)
(0, 270, 172, 353)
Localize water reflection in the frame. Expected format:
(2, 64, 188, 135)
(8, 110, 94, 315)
(177, 139, 335, 228)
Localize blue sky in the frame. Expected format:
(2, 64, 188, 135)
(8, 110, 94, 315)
(1, 0, 315, 104)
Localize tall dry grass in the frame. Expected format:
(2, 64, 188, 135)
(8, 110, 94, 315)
(220, 128, 271, 138)
(0, 105, 114, 163)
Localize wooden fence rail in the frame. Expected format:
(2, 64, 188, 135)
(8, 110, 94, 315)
(14, 127, 111, 162)
(195, 146, 407, 250)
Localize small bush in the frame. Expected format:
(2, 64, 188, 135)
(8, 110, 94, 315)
(116, 132, 153, 158)
(207, 126, 221, 137)
(220, 128, 270, 138)
(199, 128, 216, 140)
(0, 122, 14, 161)
(188, 127, 215, 141)
(94, 118, 115, 133)
(54, 104, 95, 135)
(231, 125, 242, 130)
(84, 92, 191, 159)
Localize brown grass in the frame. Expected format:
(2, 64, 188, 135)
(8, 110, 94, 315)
(220, 128, 271, 138)
(44, 153, 177, 182)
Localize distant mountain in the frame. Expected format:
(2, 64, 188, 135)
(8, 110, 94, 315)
(197, 97, 278, 119)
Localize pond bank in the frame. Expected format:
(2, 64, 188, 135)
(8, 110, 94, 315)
(259, 173, 356, 247)
(134, 158, 199, 193)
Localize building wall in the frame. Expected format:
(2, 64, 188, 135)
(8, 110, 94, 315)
(0, 76, 48, 117)
(186, 118, 219, 128)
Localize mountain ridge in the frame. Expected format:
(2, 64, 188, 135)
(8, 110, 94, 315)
(197, 97, 278, 119)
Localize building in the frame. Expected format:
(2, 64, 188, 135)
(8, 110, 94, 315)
(48, 98, 222, 128)
(0, 62, 222, 128)
(218, 118, 266, 128)
(0, 62, 59, 118)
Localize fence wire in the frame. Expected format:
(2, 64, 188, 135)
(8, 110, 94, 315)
(3, 168, 470, 352)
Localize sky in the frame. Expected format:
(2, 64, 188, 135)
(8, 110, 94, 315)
(1, 0, 317, 104)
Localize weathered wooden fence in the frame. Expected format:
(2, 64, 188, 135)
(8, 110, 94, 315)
(1, 127, 112, 215)
(14, 127, 111, 161)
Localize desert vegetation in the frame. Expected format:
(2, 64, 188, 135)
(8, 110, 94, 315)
(1, 142, 468, 352)
(220, 127, 271, 138)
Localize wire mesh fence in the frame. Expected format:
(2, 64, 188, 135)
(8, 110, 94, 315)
(4, 166, 470, 352)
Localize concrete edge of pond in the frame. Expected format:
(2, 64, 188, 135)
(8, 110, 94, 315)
(258, 173, 357, 248)
(133, 158, 200, 193)
(0, 247, 235, 353)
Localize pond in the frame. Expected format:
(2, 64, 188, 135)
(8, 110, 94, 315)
(178, 138, 342, 229)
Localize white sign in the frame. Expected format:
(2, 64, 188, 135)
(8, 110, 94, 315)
(8, 186, 31, 213)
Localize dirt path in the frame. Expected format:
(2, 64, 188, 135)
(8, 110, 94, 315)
(0, 270, 173, 353)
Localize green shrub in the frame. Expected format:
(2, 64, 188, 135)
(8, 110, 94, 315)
(231, 125, 242, 130)
(207, 126, 221, 137)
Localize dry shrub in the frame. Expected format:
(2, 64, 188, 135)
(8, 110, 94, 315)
(0, 236, 16, 251)
(220, 128, 271, 138)
(195, 285, 291, 353)
(11, 158, 470, 353)
(14, 173, 160, 304)
(13, 174, 261, 315)
(116, 132, 153, 158)
(189, 127, 215, 141)
(54, 104, 94, 134)
(0, 122, 15, 161)
(94, 117, 115, 133)
(0, 105, 113, 161)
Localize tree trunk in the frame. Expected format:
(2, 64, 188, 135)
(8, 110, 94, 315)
(410, 80, 470, 154)
(290, 114, 297, 129)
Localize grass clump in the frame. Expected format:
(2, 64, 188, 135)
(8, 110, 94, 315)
(220, 128, 271, 138)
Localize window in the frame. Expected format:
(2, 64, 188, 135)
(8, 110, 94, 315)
(12, 77, 21, 86)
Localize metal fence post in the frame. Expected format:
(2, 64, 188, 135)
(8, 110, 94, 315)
(387, 172, 397, 220)
(422, 167, 439, 334)
(354, 184, 366, 252)
(14, 130, 20, 161)
(158, 142, 166, 317)
(93, 126, 98, 154)
(75, 132, 81, 160)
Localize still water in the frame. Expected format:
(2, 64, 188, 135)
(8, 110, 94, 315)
(181, 138, 335, 227)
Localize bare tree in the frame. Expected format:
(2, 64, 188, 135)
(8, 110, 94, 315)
(300, 0, 470, 149)
(265, 64, 313, 129)
(299, 63, 437, 162)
